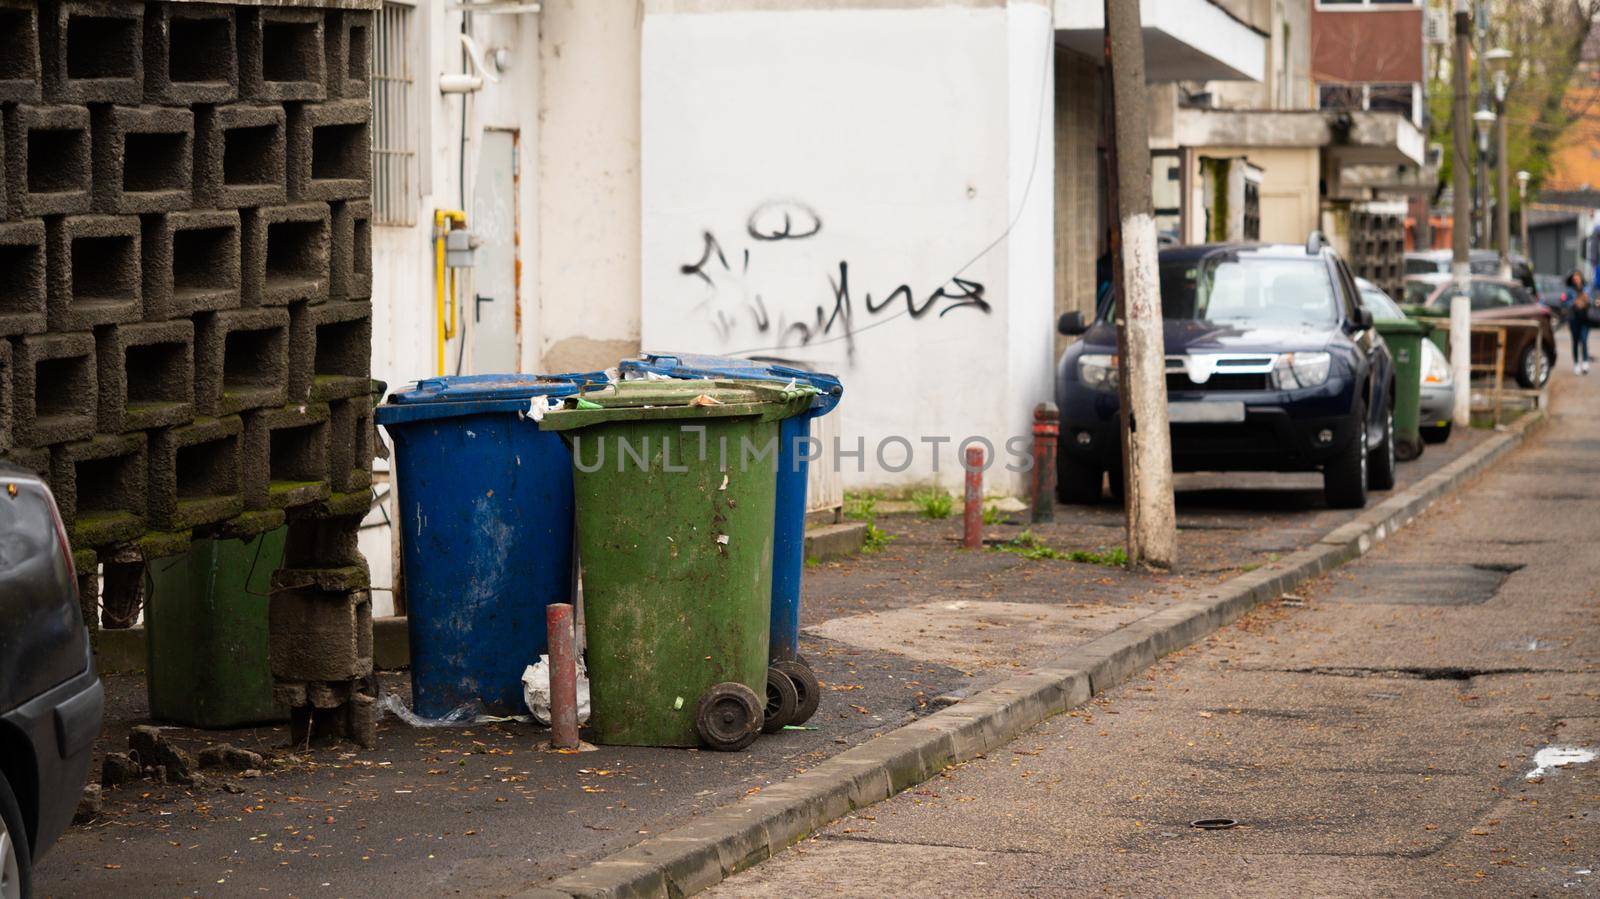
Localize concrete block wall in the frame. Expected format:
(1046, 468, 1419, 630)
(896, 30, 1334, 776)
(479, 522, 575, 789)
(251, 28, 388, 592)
(0, 0, 377, 747)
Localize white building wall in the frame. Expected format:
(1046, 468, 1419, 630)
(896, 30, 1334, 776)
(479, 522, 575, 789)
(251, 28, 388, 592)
(638, 0, 1054, 494)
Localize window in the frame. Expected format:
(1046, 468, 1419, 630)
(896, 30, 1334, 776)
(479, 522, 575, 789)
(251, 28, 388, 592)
(1318, 82, 1421, 125)
(1470, 281, 1517, 311)
(1159, 257, 1339, 328)
(371, 1, 417, 226)
(1150, 151, 1182, 245)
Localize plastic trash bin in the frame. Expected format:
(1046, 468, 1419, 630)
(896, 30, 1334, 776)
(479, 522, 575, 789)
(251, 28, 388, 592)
(539, 379, 816, 750)
(618, 353, 842, 728)
(144, 528, 288, 727)
(375, 372, 606, 718)
(1376, 318, 1426, 461)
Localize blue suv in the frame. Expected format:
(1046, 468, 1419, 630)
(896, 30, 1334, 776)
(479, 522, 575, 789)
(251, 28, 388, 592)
(1055, 240, 1396, 509)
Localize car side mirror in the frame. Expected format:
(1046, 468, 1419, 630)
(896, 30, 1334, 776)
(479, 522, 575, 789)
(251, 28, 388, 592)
(1057, 311, 1088, 336)
(1350, 306, 1374, 331)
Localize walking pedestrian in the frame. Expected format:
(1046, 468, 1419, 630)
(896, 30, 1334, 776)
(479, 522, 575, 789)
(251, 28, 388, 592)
(1558, 269, 1592, 375)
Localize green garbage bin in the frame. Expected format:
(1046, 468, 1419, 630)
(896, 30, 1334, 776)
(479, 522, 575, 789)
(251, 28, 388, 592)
(145, 527, 288, 727)
(539, 379, 814, 750)
(1376, 317, 1427, 461)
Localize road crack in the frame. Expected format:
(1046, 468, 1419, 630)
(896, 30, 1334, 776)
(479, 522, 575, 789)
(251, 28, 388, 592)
(1251, 665, 1568, 681)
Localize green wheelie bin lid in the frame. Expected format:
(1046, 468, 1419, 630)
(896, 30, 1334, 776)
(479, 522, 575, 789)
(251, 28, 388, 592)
(536, 378, 818, 430)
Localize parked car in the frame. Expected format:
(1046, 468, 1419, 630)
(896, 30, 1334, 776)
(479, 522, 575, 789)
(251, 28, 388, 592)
(1401, 273, 1556, 388)
(1404, 248, 1535, 292)
(1056, 238, 1396, 510)
(0, 462, 103, 898)
(1534, 272, 1564, 307)
(1357, 278, 1454, 444)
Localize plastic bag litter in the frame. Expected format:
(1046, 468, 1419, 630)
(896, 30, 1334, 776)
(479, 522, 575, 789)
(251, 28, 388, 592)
(376, 693, 531, 727)
(523, 655, 591, 726)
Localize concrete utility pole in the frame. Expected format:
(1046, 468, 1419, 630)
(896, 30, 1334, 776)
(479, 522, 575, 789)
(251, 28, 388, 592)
(1104, 0, 1176, 569)
(1451, 0, 1474, 427)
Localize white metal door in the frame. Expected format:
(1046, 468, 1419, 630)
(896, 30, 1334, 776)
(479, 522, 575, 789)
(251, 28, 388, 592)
(470, 129, 520, 372)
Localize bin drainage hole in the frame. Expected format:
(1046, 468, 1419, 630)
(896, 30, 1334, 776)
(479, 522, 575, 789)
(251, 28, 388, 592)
(1190, 818, 1238, 830)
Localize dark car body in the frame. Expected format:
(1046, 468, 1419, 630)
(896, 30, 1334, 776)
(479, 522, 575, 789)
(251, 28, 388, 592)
(1055, 243, 1395, 507)
(1404, 249, 1535, 292)
(0, 462, 103, 889)
(1401, 273, 1556, 388)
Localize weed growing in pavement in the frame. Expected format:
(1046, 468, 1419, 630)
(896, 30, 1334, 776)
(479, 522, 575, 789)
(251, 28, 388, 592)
(994, 531, 1062, 560)
(994, 531, 1128, 566)
(912, 488, 954, 519)
(1064, 546, 1129, 566)
(844, 493, 879, 521)
(982, 504, 1006, 525)
(862, 523, 896, 553)
(804, 556, 821, 568)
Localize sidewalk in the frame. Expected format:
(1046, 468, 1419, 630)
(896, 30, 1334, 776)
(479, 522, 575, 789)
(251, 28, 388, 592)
(710, 362, 1598, 897)
(42, 414, 1500, 896)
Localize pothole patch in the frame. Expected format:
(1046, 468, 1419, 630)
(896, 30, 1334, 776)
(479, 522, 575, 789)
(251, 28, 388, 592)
(1322, 562, 1523, 606)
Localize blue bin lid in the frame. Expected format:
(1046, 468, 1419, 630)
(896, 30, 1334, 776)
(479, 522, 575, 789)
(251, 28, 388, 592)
(376, 371, 611, 426)
(619, 353, 842, 417)
(386, 372, 609, 404)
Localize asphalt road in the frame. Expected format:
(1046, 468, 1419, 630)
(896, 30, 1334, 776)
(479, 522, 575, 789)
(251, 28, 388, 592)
(713, 371, 1600, 896)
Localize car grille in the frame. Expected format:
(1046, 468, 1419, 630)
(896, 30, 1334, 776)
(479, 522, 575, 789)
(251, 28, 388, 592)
(1166, 372, 1271, 392)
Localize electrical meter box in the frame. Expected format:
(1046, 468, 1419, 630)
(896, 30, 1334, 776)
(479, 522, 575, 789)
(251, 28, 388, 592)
(445, 229, 478, 267)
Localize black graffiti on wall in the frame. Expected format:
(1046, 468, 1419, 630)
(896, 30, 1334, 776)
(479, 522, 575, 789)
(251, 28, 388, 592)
(678, 201, 991, 360)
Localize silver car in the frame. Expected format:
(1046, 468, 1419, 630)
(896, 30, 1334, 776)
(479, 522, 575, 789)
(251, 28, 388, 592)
(1358, 279, 1454, 444)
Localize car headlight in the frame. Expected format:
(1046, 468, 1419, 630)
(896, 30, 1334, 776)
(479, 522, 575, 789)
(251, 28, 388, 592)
(1270, 351, 1331, 390)
(1422, 339, 1452, 385)
(1078, 354, 1119, 391)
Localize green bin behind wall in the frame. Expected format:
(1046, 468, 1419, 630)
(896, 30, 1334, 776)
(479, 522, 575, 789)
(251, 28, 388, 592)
(145, 528, 289, 728)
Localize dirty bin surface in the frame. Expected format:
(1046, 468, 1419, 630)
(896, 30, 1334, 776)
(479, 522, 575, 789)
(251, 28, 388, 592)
(376, 374, 595, 719)
(541, 379, 814, 747)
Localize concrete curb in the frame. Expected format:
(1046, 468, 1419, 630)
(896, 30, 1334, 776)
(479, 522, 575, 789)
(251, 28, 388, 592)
(525, 411, 1547, 899)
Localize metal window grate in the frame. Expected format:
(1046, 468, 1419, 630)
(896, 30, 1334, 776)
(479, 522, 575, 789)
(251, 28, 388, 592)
(371, 2, 416, 226)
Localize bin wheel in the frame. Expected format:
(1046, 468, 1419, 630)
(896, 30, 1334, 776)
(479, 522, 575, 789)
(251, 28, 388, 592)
(773, 659, 821, 725)
(695, 682, 763, 751)
(762, 667, 800, 734)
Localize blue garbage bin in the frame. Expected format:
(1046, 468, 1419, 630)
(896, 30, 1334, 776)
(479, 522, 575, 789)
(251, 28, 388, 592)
(375, 372, 605, 718)
(617, 354, 842, 694)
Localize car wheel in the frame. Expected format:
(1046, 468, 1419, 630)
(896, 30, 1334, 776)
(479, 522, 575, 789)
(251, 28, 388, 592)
(1323, 407, 1369, 509)
(1517, 344, 1547, 389)
(1369, 408, 1398, 491)
(0, 769, 31, 899)
(1055, 451, 1103, 505)
(1421, 423, 1453, 444)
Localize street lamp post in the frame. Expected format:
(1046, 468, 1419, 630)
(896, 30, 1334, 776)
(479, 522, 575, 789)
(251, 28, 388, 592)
(1488, 47, 1513, 277)
(1517, 169, 1531, 260)
(1474, 107, 1497, 248)
(1474, 1, 1491, 245)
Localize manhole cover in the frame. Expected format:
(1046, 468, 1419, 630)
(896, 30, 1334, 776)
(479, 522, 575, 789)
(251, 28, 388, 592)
(1323, 563, 1523, 606)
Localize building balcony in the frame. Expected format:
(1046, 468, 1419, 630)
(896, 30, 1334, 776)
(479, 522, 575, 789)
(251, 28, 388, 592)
(1054, 0, 1266, 82)
(1173, 107, 1427, 167)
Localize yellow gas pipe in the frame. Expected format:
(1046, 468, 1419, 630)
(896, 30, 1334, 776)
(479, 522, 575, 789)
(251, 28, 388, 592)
(433, 209, 467, 375)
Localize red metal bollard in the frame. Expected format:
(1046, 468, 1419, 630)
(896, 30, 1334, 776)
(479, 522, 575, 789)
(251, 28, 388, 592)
(547, 603, 579, 749)
(1031, 402, 1059, 524)
(963, 446, 984, 548)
